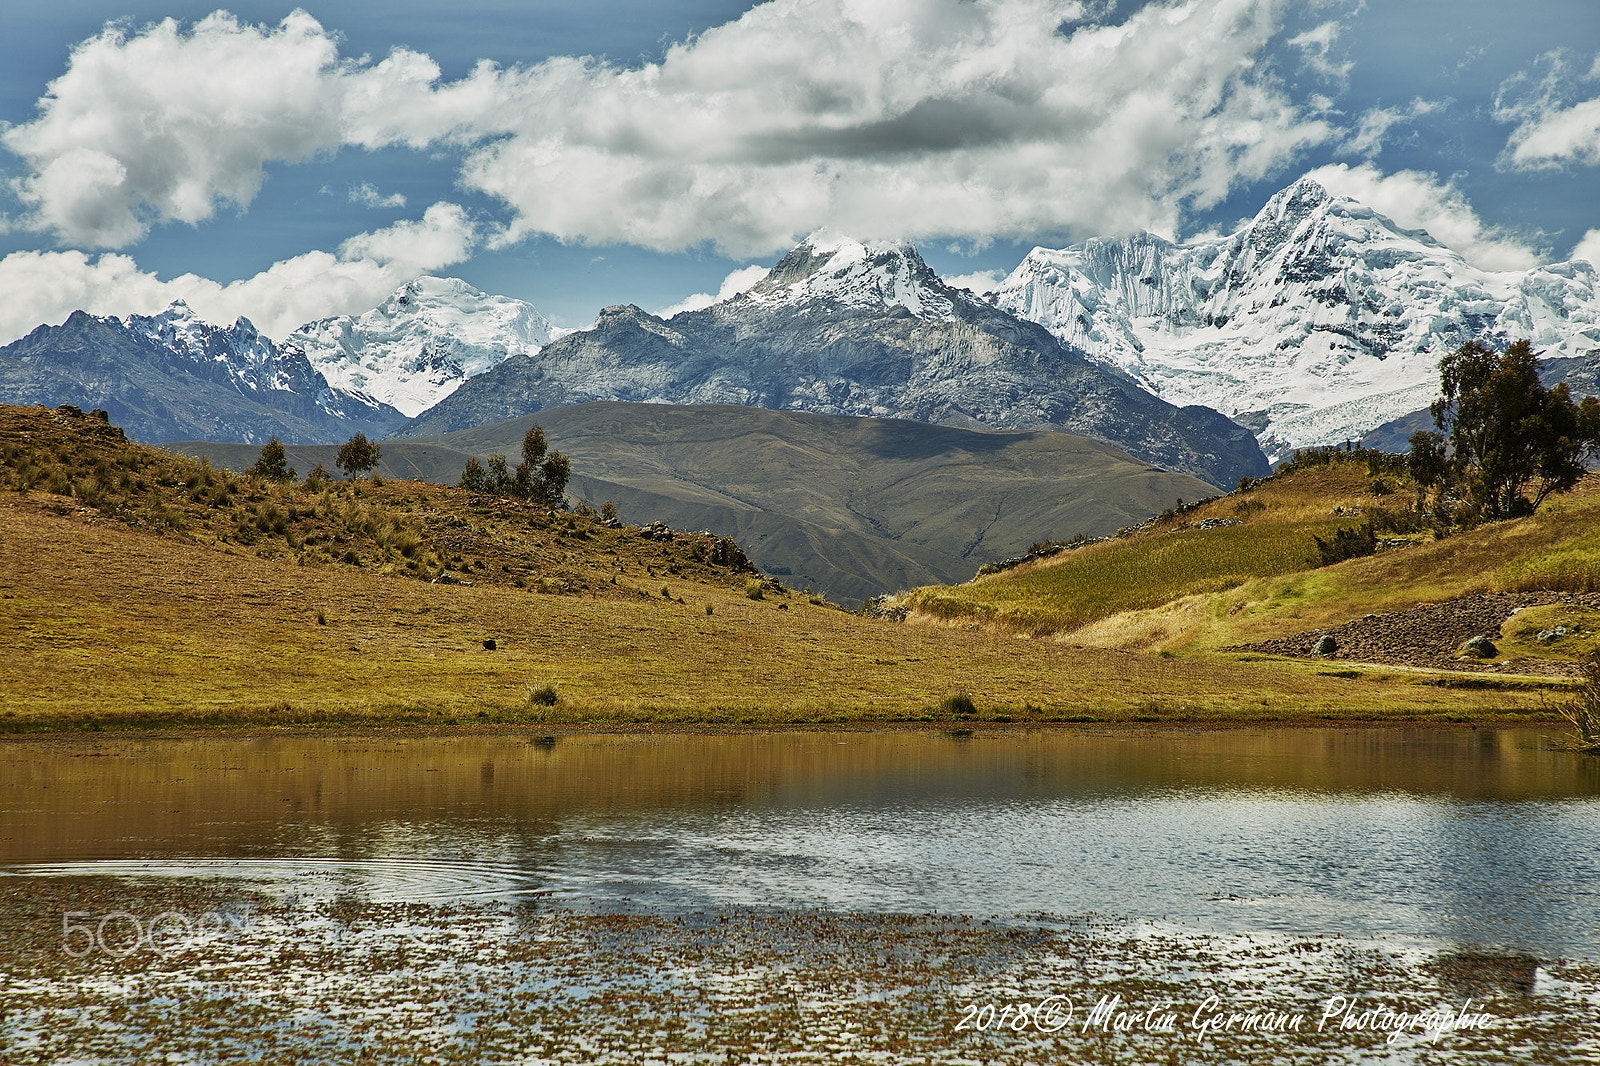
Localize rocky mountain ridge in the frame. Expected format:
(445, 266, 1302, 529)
(395, 233, 1269, 490)
(0, 303, 404, 444)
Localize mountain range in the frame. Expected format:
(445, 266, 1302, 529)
(283, 275, 562, 417)
(5, 175, 1598, 477)
(990, 177, 1600, 462)
(394, 233, 1268, 490)
(0, 303, 403, 445)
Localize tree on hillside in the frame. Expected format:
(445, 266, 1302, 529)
(514, 426, 570, 508)
(1419, 338, 1600, 518)
(457, 424, 570, 507)
(336, 432, 382, 479)
(249, 437, 296, 482)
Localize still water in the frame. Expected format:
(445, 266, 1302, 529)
(3, 725, 1598, 957)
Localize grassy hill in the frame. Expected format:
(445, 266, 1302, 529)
(904, 448, 1600, 672)
(169, 401, 1222, 606)
(0, 404, 1573, 730)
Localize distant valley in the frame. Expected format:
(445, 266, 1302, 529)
(173, 402, 1217, 605)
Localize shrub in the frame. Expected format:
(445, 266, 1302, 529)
(937, 694, 978, 717)
(1313, 523, 1377, 567)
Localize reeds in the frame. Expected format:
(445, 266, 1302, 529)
(1559, 652, 1600, 751)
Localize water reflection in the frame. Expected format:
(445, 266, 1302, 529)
(3, 726, 1597, 956)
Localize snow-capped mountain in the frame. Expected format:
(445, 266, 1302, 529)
(0, 303, 404, 444)
(989, 178, 1600, 462)
(744, 229, 963, 319)
(397, 233, 1269, 490)
(285, 276, 560, 418)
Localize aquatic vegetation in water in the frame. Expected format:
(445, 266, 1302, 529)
(2, 879, 1596, 1065)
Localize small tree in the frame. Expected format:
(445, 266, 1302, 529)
(515, 425, 571, 508)
(249, 437, 296, 482)
(459, 457, 487, 493)
(1406, 430, 1447, 494)
(336, 433, 382, 480)
(458, 425, 570, 506)
(1423, 339, 1600, 519)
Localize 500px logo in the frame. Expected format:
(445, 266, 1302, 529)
(62, 907, 252, 958)
(956, 996, 1074, 1033)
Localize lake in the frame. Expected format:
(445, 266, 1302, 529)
(3, 725, 1598, 1063)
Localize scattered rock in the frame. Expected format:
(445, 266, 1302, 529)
(1461, 635, 1497, 658)
(1231, 591, 1599, 673)
(1313, 634, 1338, 656)
(482, 639, 497, 651)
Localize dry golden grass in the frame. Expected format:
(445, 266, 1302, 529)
(6, 494, 1556, 727)
(0, 406, 1571, 728)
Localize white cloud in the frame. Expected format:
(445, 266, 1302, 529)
(1504, 96, 1600, 168)
(1496, 51, 1600, 169)
(658, 264, 770, 317)
(1303, 162, 1540, 271)
(1287, 21, 1352, 83)
(3, 0, 1332, 256)
(1341, 99, 1442, 158)
(463, 0, 1333, 255)
(1572, 229, 1600, 266)
(942, 269, 1005, 294)
(0, 202, 476, 343)
(350, 183, 406, 209)
(4, 12, 347, 246)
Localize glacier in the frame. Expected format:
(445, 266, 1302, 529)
(989, 178, 1600, 462)
(285, 276, 561, 418)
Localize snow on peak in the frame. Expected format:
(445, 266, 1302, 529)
(798, 227, 867, 257)
(286, 276, 559, 417)
(748, 232, 958, 319)
(992, 178, 1600, 462)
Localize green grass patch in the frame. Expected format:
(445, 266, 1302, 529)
(909, 517, 1353, 634)
(1496, 526, 1600, 594)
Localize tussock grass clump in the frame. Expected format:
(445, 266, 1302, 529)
(935, 693, 977, 717)
(1559, 652, 1600, 751)
(526, 683, 559, 707)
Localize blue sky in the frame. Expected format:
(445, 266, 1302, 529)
(1, 0, 1597, 341)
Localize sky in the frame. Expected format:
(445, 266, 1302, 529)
(1, 0, 1597, 343)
